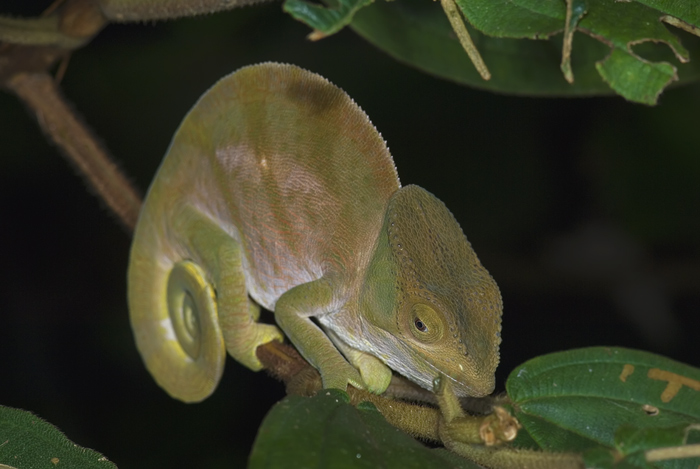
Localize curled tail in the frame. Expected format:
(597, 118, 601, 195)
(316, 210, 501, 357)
(128, 205, 226, 403)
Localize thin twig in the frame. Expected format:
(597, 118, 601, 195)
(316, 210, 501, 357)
(560, 0, 587, 84)
(439, 0, 490, 81)
(7, 72, 142, 230)
(561, 0, 576, 83)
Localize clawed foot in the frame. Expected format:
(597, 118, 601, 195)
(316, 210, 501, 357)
(352, 352, 392, 394)
(320, 359, 366, 391)
(232, 323, 284, 371)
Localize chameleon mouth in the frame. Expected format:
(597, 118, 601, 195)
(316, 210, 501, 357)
(357, 319, 494, 397)
(440, 368, 493, 397)
(422, 353, 494, 398)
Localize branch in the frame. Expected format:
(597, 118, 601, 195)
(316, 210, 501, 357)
(98, 0, 273, 22)
(7, 73, 142, 230)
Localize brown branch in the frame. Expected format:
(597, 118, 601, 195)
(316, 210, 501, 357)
(98, 0, 273, 22)
(256, 340, 442, 440)
(255, 340, 507, 443)
(1, 0, 134, 226)
(7, 72, 142, 230)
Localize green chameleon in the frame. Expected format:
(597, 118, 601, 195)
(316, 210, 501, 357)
(128, 63, 502, 403)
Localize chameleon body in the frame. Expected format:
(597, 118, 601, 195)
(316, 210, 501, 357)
(128, 63, 502, 403)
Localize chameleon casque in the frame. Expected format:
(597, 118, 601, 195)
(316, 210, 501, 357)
(128, 63, 502, 403)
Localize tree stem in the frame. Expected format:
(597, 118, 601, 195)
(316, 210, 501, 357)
(8, 72, 142, 230)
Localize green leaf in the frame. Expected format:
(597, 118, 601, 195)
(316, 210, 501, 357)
(283, 0, 373, 39)
(581, 0, 689, 104)
(583, 446, 619, 469)
(454, 0, 691, 53)
(454, 0, 563, 39)
(615, 424, 689, 455)
(278, 0, 700, 103)
(581, 424, 699, 469)
(633, 1, 700, 27)
(0, 405, 116, 469)
(350, 0, 700, 100)
(351, 0, 614, 96)
(249, 389, 479, 468)
(454, 0, 694, 104)
(507, 347, 700, 468)
(597, 47, 678, 105)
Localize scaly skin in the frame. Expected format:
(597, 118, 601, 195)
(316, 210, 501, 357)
(128, 63, 502, 403)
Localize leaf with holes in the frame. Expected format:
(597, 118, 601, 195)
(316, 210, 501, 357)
(453, 0, 698, 104)
(283, 0, 700, 103)
(506, 347, 700, 468)
(632, 0, 699, 27)
(348, 0, 700, 103)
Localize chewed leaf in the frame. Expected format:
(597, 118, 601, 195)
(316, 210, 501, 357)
(437, 0, 694, 103)
(284, 0, 700, 101)
(352, 0, 618, 96)
(506, 347, 700, 468)
(452, 0, 695, 103)
(288, 0, 700, 102)
(633, 1, 700, 28)
(578, 0, 689, 62)
(0, 405, 116, 469)
(596, 47, 677, 104)
(578, 0, 693, 103)
(283, 0, 373, 40)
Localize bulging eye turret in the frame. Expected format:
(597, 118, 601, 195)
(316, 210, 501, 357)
(408, 303, 444, 344)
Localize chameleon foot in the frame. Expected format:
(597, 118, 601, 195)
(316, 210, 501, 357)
(320, 359, 366, 392)
(230, 323, 285, 372)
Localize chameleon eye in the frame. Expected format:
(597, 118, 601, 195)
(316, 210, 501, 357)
(408, 303, 444, 343)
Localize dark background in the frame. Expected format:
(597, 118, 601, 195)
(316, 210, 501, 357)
(1, 2, 699, 467)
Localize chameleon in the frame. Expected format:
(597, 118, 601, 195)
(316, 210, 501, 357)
(128, 62, 502, 403)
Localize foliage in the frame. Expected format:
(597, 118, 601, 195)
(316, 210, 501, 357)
(507, 347, 700, 468)
(0, 406, 116, 469)
(291, 0, 700, 104)
(284, 0, 373, 39)
(245, 348, 700, 468)
(249, 389, 479, 469)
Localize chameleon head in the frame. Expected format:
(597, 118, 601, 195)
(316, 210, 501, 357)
(364, 184, 502, 397)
